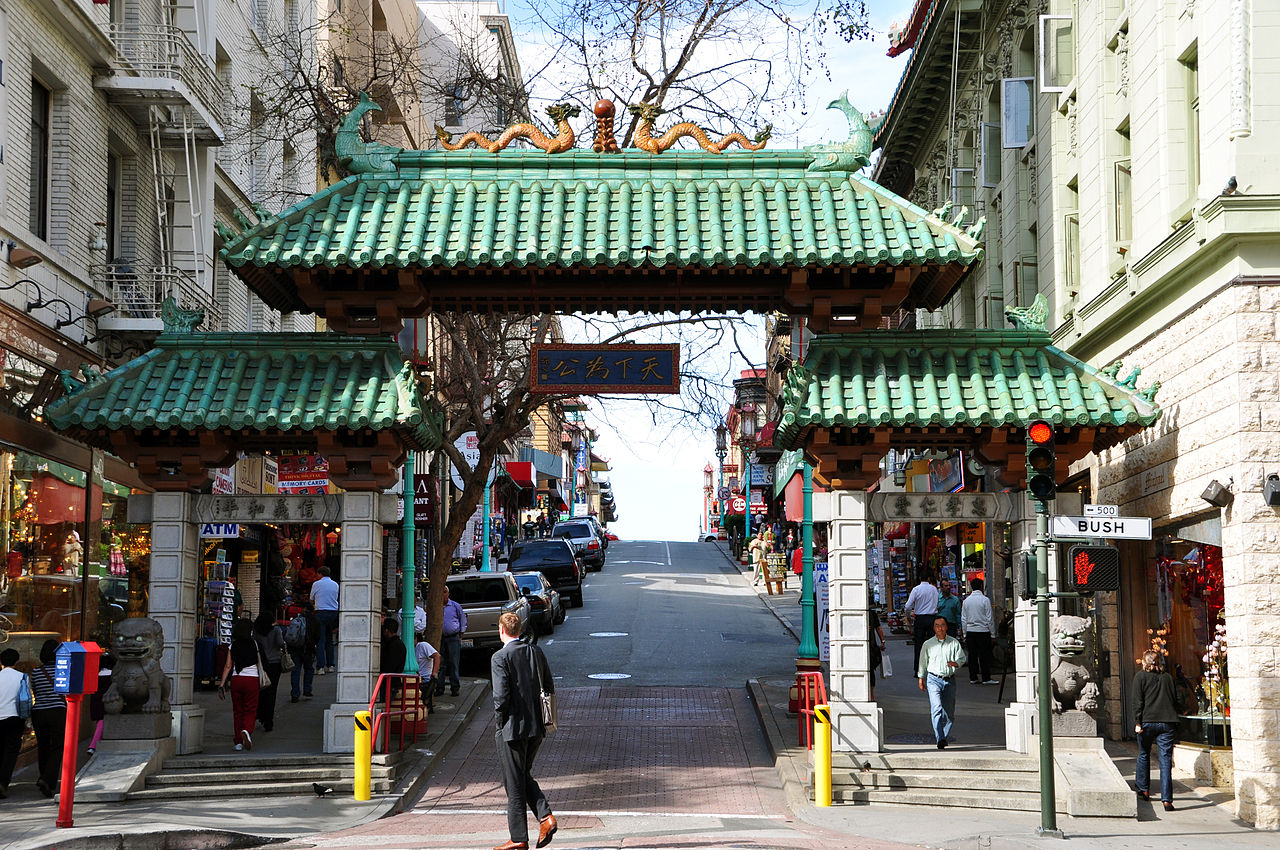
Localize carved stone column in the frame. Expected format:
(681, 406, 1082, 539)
(826, 489, 883, 752)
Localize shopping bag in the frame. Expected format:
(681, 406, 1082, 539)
(880, 648, 894, 678)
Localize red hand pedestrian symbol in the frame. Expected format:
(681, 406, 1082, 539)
(1074, 550, 1094, 586)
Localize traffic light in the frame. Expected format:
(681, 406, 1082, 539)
(1068, 544, 1120, 593)
(1025, 419, 1056, 504)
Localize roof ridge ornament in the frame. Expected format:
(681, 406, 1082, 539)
(337, 92, 402, 174)
(628, 103, 771, 153)
(806, 91, 875, 173)
(161, 296, 205, 334)
(1004, 293, 1049, 332)
(436, 103, 580, 153)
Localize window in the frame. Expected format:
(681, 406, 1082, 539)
(29, 78, 49, 239)
(1184, 53, 1200, 200)
(106, 153, 121, 260)
(1001, 78, 1034, 148)
(951, 168, 976, 208)
(981, 123, 1002, 187)
(444, 85, 464, 127)
(1039, 15, 1075, 92)
(1114, 130, 1132, 244)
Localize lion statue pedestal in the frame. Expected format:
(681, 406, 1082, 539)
(102, 616, 174, 740)
(1048, 614, 1101, 738)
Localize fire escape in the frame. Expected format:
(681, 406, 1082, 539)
(94, 0, 225, 334)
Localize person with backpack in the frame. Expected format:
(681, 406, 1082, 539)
(29, 639, 66, 797)
(286, 600, 320, 703)
(0, 647, 29, 798)
(254, 612, 286, 733)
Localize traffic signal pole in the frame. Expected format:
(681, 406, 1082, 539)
(1034, 506, 1062, 837)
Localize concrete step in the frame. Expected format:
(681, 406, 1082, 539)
(127, 779, 393, 802)
(833, 751, 1037, 773)
(837, 768, 1041, 793)
(165, 753, 400, 769)
(833, 786, 1042, 811)
(146, 765, 394, 786)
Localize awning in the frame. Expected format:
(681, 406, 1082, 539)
(782, 473, 830, 523)
(520, 447, 562, 482)
(549, 483, 568, 511)
(506, 461, 536, 489)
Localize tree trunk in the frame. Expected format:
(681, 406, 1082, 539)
(421, 449, 496, 650)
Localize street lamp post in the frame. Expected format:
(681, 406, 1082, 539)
(702, 463, 714, 533)
(739, 403, 757, 546)
(714, 424, 728, 538)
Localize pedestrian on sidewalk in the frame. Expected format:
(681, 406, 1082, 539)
(218, 618, 260, 751)
(311, 566, 340, 673)
(1131, 650, 1180, 811)
(87, 653, 115, 754)
(869, 609, 886, 701)
(29, 639, 66, 796)
(254, 612, 285, 733)
(917, 615, 967, 748)
(748, 531, 766, 586)
(439, 585, 467, 697)
(0, 647, 27, 798)
(414, 632, 441, 704)
(491, 611, 557, 850)
(937, 581, 962, 639)
(904, 572, 940, 672)
(286, 600, 320, 702)
(961, 579, 997, 684)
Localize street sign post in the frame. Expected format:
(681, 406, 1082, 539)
(1050, 515, 1152, 540)
(730, 496, 746, 514)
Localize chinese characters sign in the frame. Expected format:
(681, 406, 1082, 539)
(531, 344, 680, 394)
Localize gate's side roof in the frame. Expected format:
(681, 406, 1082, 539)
(775, 329, 1162, 450)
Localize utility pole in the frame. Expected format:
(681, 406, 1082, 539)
(1026, 420, 1062, 838)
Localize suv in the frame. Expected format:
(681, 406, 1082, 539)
(551, 520, 606, 571)
(444, 571, 530, 650)
(508, 539, 583, 607)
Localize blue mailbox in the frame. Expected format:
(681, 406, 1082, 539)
(54, 641, 102, 695)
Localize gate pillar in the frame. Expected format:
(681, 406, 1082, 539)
(827, 489, 883, 752)
(324, 492, 386, 753)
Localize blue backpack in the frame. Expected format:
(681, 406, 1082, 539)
(16, 673, 32, 719)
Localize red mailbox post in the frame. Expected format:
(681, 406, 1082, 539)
(53, 641, 102, 828)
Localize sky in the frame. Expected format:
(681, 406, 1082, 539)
(503, 1, 916, 541)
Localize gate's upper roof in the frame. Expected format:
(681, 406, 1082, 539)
(219, 97, 984, 331)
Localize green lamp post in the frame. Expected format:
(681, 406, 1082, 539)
(797, 459, 819, 660)
(714, 423, 728, 537)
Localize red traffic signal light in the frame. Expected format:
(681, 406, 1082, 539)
(1028, 420, 1053, 445)
(1068, 544, 1120, 593)
(1025, 420, 1056, 502)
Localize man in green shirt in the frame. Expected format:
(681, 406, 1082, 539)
(937, 581, 962, 639)
(917, 615, 968, 748)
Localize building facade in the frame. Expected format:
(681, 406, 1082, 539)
(874, 0, 1280, 828)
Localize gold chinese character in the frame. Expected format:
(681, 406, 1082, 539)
(584, 356, 610, 380)
(552, 358, 579, 377)
(615, 357, 633, 379)
(640, 356, 665, 382)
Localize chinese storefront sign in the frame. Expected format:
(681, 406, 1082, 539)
(530, 344, 680, 394)
(193, 494, 345, 524)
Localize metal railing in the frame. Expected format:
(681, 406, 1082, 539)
(91, 262, 222, 331)
(368, 673, 429, 753)
(104, 24, 226, 123)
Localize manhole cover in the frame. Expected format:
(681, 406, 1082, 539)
(588, 673, 632, 680)
(589, 631, 628, 637)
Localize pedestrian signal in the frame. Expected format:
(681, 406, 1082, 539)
(1025, 420, 1056, 504)
(1068, 544, 1120, 594)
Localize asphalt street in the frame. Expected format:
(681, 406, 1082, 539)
(279, 540, 909, 850)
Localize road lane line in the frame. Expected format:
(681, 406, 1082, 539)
(665, 542, 672, 565)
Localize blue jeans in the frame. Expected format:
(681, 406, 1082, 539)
(440, 633, 462, 692)
(315, 609, 339, 669)
(1136, 721, 1177, 802)
(926, 673, 957, 743)
(289, 646, 315, 698)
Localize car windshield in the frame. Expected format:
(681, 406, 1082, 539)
(551, 523, 593, 540)
(513, 574, 544, 593)
(510, 541, 574, 566)
(447, 578, 511, 604)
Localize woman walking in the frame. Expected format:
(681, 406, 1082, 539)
(0, 648, 27, 798)
(254, 613, 285, 733)
(29, 639, 66, 797)
(219, 619, 261, 751)
(1131, 650, 1180, 811)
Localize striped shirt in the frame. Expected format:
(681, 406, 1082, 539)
(29, 665, 66, 711)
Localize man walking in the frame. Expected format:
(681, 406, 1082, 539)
(904, 572, 940, 672)
(937, 581, 962, 639)
(491, 612, 557, 850)
(438, 585, 467, 697)
(962, 578, 997, 684)
(917, 615, 968, 748)
(311, 566, 340, 673)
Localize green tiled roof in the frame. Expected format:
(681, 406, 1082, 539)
(221, 149, 983, 311)
(774, 329, 1162, 449)
(45, 332, 442, 450)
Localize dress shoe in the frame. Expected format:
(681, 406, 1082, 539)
(1136, 790, 1149, 801)
(492, 841, 528, 850)
(937, 739, 948, 749)
(536, 814, 558, 848)
(451, 688, 460, 697)
(1163, 801, 1175, 811)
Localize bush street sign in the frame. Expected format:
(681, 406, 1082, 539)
(1050, 515, 1152, 540)
(531, 344, 680, 394)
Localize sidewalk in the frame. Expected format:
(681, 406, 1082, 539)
(715, 543, 1268, 848)
(2, 678, 491, 850)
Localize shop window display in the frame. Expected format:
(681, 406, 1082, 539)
(0, 451, 150, 664)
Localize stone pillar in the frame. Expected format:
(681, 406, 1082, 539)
(826, 489, 883, 752)
(324, 492, 385, 753)
(145, 492, 204, 754)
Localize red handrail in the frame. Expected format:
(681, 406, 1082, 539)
(368, 673, 427, 753)
(796, 671, 827, 750)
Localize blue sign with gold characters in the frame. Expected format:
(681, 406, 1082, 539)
(531, 344, 680, 394)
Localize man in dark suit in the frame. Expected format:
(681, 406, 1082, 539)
(491, 612, 557, 850)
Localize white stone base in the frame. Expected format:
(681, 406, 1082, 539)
(169, 705, 205, 755)
(1005, 702, 1037, 754)
(1030, 734, 1137, 818)
(74, 736, 176, 802)
(324, 701, 369, 753)
(830, 699, 883, 753)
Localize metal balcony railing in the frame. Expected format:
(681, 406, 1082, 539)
(92, 263, 222, 332)
(103, 24, 226, 123)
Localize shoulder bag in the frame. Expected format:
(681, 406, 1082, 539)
(16, 673, 33, 719)
(530, 647, 557, 735)
(254, 640, 271, 689)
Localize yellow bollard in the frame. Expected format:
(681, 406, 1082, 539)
(813, 704, 832, 807)
(354, 710, 372, 801)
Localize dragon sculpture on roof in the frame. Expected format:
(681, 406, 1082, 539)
(436, 103, 580, 153)
(627, 103, 771, 153)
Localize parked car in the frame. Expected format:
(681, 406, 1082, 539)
(605, 531, 619, 541)
(508, 539, 584, 608)
(512, 572, 564, 634)
(583, 515, 610, 551)
(444, 571, 530, 651)
(699, 532, 718, 542)
(551, 520, 606, 571)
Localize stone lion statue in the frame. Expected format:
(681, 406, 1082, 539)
(102, 617, 171, 714)
(1050, 614, 1100, 714)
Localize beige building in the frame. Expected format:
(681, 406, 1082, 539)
(874, 0, 1280, 828)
